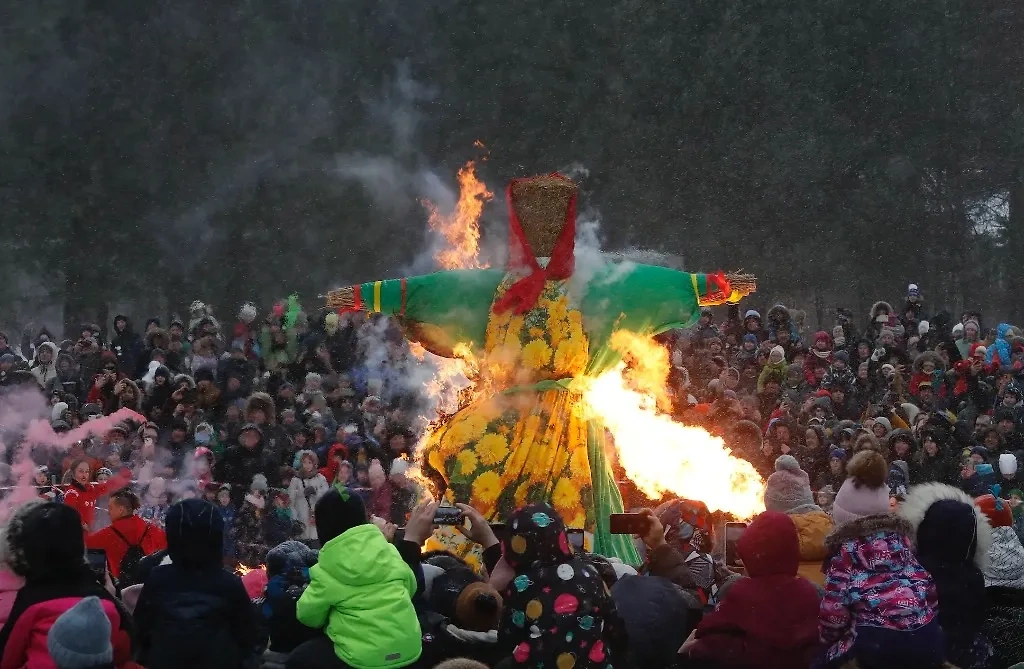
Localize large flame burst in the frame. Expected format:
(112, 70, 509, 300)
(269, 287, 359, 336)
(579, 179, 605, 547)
(582, 331, 765, 518)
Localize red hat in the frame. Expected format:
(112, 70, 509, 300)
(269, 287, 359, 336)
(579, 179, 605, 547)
(975, 494, 1012, 528)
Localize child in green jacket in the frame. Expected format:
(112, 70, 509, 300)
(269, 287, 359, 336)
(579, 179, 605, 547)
(757, 345, 789, 393)
(293, 486, 422, 669)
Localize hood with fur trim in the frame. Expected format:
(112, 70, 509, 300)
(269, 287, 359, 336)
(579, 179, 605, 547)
(870, 301, 894, 321)
(912, 350, 946, 374)
(824, 513, 913, 556)
(246, 391, 277, 424)
(899, 482, 992, 570)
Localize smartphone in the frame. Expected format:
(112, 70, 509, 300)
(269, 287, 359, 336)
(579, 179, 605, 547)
(489, 522, 508, 544)
(566, 528, 585, 551)
(608, 513, 650, 535)
(86, 548, 108, 584)
(433, 506, 464, 525)
(725, 522, 747, 567)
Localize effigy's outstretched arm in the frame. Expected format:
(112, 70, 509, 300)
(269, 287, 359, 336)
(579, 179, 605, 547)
(325, 269, 505, 357)
(583, 264, 757, 339)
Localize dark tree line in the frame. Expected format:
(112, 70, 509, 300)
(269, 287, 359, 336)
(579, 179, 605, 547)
(2, 0, 1023, 336)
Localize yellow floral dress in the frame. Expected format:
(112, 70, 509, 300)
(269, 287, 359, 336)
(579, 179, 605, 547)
(424, 277, 594, 532)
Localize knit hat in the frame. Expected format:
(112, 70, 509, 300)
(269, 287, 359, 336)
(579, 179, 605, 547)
(742, 333, 758, 346)
(952, 323, 964, 337)
(250, 473, 268, 492)
(764, 455, 817, 514)
(829, 447, 848, 462)
(744, 310, 761, 321)
(918, 320, 930, 336)
(768, 346, 785, 363)
(314, 486, 368, 544)
(46, 596, 113, 669)
(873, 416, 892, 435)
(455, 580, 504, 632)
(976, 493, 1012, 529)
(908, 283, 920, 298)
(832, 450, 891, 526)
(1000, 453, 1018, 476)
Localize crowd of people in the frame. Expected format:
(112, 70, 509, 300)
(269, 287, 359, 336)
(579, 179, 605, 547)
(0, 283, 1023, 668)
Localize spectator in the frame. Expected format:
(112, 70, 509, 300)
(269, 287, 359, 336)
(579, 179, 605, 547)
(0, 503, 135, 667)
(900, 482, 994, 669)
(679, 511, 821, 669)
(290, 486, 422, 669)
(820, 450, 942, 668)
(133, 499, 258, 669)
(287, 450, 330, 543)
(86, 489, 167, 584)
(763, 455, 834, 585)
(497, 503, 623, 669)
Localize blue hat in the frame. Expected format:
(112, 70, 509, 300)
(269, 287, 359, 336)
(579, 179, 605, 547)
(46, 596, 113, 668)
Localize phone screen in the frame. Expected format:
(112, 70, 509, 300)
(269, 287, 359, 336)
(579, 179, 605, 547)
(566, 529, 585, 551)
(86, 548, 108, 583)
(725, 522, 747, 567)
(608, 513, 650, 535)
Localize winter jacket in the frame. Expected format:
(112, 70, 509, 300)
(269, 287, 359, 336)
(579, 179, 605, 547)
(0, 565, 136, 669)
(214, 438, 280, 506)
(86, 515, 167, 581)
(287, 471, 329, 541)
(296, 523, 422, 669)
(985, 586, 1024, 669)
(900, 482, 995, 669)
(610, 575, 694, 669)
(819, 514, 937, 663)
(688, 512, 821, 669)
(63, 469, 132, 530)
(757, 359, 788, 393)
(914, 448, 956, 485)
(28, 342, 59, 388)
(984, 526, 1024, 589)
(134, 499, 259, 669)
(0, 568, 23, 630)
(788, 509, 833, 586)
(235, 501, 268, 568)
(989, 323, 1013, 366)
(111, 318, 144, 377)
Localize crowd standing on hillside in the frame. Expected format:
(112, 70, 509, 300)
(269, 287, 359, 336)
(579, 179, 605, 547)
(0, 284, 1023, 668)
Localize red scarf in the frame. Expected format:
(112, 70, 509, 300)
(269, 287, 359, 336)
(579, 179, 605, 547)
(492, 174, 577, 314)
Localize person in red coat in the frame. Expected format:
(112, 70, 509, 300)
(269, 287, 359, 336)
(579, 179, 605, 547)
(679, 510, 822, 669)
(87, 490, 167, 582)
(64, 458, 132, 531)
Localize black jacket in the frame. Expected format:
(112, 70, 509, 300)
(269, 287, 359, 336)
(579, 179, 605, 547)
(214, 439, 280, 505)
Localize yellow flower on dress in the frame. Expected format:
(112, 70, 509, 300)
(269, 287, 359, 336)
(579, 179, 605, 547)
(448, 413, 489, 447)
(553, 338, 586, 376)
(564, 508, 587, 531)
(471, 470, 502, 508)
(506, 315, 525, 342)
(552, 478, 581, 516)
(475, 432, 509, 466)
(522, 339, 553, 369)
(567, 309, 583, 334)
(456, 450, 479, 476)
(528, 327, 545, 339)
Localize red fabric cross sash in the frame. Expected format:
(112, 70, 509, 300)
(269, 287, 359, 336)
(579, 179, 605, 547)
(492, 174, 577, 314)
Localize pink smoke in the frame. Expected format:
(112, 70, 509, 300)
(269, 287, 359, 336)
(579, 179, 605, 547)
(22, 408, 146, 448)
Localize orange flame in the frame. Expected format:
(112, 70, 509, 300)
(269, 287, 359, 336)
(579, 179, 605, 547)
(582, 332, 765, 519)
(424, 160, 493, 270)
(234, 564, 264, 576)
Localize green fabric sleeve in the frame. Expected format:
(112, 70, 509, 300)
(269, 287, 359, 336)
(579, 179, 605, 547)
(587, 420, 642, 564)
(358, 269, 504, 357)
(582, 263, 704, 376)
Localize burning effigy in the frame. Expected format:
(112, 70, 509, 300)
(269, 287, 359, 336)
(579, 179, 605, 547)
(328, 172, 759, 561)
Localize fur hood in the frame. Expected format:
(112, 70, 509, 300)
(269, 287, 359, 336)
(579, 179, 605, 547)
(172, 373, 196, 389)
(870, 301, 894, 320)
(899, 482, 992, 570)
(766, 304, 791, 325)
(824, 513, 912, 554)
(912, 350, 946, 374)
(246, 391, 277, 424)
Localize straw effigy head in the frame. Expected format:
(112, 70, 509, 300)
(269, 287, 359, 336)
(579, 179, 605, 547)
(510, 175, 576, 258)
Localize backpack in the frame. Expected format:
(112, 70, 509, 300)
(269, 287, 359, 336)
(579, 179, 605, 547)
(111, 524, 149, 586)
